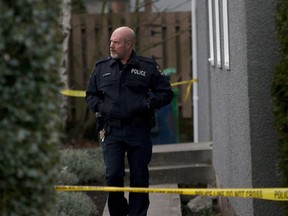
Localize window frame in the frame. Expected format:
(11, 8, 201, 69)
(215, 0, 221, 68)
(222, 0, 230, 69)
(208, 0, 215, 66)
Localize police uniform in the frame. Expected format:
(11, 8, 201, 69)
(86, 51, 173, 216)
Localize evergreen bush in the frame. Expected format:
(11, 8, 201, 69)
(56, 192, 98, 216)
(273, 0, 288, 183)
(59, 148, 105, 184)
(56, 167, 80, 185)
(0, 1, 62, 215)
(56, 148, 105, 216)
(272, 0, 288, 211)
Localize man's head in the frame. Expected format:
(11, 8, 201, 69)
(110, 26, 135, 64)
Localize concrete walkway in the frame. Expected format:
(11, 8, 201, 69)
(102, 184, 182, 216)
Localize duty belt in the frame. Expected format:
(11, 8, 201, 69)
(107, 115, 149, 128)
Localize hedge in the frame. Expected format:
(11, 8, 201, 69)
(55, 148, 105, 216)
(0, 1, 62, 215)
(58, 148, 105, 184)
(273, 0, 288, 212)
(273, 0, 288, 186)
(56, 192, 97, 216)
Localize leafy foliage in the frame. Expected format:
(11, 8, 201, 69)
(273, 0, 288, 185)
(55, 148, 105, 216)
(56, 192, 97, 216)
(0, 0, 62, 215)
(58, 148, 105, 184)
(272, 3, 288, 214)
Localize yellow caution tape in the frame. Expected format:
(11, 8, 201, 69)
(60, 89, 86, 97)
(171, 79, 197, 102)
(54, 186, 288, 201)
(170, 79, 198, 87)
(60, 79, 198, 98)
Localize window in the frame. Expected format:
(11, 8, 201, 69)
(208, 0, 214, 66)
(208, 0, 230, 69)
(222, 0, 230, 69)
(215, 0, 221, 68)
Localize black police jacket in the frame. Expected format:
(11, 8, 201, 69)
(86, 51, 174, 120)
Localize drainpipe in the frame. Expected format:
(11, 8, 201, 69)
(191, 0, 199, 143)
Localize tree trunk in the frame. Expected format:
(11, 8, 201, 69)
(59, 0, 71, 130)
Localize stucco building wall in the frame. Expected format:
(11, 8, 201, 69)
(196, 0, 283, 215)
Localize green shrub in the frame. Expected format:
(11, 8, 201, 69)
(55, 148, 105, 216)
(56, 167, 80, 185)
(59, 148, 105, 184)
(273, 0, 288, 184)
(56, 192, 98, 216)
(272, 0, 288, 212)
(0, 1, 61, 215)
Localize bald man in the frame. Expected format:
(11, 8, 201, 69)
(86, 26, 173, 216)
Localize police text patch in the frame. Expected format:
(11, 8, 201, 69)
(131, 68, 146, 77)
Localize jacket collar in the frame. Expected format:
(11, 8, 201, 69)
(109, 50, 140, 68)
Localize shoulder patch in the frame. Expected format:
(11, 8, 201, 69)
(156, 64, 165, 76)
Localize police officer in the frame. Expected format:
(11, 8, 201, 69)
(86, 26, 173, 216)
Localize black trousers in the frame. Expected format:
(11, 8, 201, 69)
(102, 124, 152, 216)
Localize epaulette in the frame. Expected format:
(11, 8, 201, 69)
(95, 57, 112, 66)
(137, 55, 164, 75)
(137, 56, 156, 65)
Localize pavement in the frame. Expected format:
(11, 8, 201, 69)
(102, 184, 182, 216)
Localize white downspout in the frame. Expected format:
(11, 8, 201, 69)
(192, 0, 199, 143)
